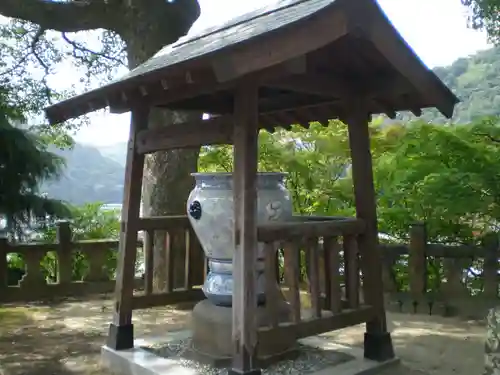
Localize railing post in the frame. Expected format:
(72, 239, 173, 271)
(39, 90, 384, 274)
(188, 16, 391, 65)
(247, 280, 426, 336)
(0, 235, 8, 288)
(144, 230, 154, 294)
(486, 307, 500, 374)
(19, 249, 46, 287)
(409, 223, 427, 301)
(343, 234, 360, 308)
(57, 221, 73, 284)
(323, 236, 342, 313)
(483, 233, 499, 299)
(381, 257, 398, 294)
(85, 246, 110, 282)
(442, 259, 466, 298)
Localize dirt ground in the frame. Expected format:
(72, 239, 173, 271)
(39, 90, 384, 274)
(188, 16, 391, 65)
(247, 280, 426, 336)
(0, 296, 485, 375)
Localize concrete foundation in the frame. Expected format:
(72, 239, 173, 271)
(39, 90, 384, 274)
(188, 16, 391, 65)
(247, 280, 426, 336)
(101, 330, 400, 375)
(190, 299, 294, 366)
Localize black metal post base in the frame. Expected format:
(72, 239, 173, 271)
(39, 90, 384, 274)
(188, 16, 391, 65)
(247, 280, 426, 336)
(106, 323, 134, 350)
(227, 369, 262, 375)
(363, 331, 395, 362)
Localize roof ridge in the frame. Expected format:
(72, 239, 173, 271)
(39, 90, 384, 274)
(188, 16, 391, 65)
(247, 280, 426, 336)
(173, 0, 316, 49)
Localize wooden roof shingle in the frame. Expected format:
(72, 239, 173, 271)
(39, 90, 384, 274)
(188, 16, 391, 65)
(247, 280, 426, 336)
(121, 0, 332, 82)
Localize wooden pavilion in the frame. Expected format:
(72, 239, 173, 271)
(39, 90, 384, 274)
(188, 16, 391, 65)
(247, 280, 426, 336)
(44, 0, 458, 374)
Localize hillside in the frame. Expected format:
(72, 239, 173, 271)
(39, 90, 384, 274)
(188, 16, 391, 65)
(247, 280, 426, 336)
(99, 143, 127, 166)
(45, 46, 500, 205)
(42, 143, 125, 205)
(399, 46, 500, 123)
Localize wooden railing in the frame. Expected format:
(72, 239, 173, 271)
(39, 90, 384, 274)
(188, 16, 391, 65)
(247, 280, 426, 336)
(381, 223, 500, 318)
(257, 217, 377, 342)
(5, 217, 491, 320)
(130, 216, 206, 309)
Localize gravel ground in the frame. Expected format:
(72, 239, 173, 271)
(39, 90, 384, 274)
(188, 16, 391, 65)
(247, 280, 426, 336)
(0, 297, 485, 375)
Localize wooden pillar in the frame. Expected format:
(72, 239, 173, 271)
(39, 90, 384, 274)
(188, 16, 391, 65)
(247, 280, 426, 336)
(229, 81, 261, 375)
(107, 105, 149, 350)
(345, 106, 394, 361)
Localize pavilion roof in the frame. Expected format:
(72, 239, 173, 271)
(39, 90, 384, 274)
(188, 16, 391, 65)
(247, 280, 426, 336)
(45, 0, 459, 127)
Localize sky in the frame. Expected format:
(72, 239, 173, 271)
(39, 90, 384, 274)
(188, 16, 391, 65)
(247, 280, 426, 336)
(74, 0, 492, 146)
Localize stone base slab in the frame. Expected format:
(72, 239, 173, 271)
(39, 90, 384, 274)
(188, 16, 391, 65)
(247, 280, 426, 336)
(191, 299, 294, 364)
(101, 329, 399, 375)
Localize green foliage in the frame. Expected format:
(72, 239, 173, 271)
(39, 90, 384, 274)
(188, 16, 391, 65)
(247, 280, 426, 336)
(374, 120, 500, 243)
(462, 0, 500, 43)
(200, 121, 354, 216)
(199, 118, 500, 294)
(37, 202, 120, 281)
(7, 117, 500, 294)
(200, 118, 500, 247)
(397, 46, 500, 124)
(16, 44, 500, 209)
(7, 202, 121, 282)
(0, 85, 70, 239)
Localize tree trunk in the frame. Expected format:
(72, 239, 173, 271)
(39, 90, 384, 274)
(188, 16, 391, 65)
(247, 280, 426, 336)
(143, 109, 201, 291)
(124, 19, 202, 292)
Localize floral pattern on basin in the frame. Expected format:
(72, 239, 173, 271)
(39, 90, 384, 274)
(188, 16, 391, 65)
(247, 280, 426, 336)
(186, 172, 293, 306)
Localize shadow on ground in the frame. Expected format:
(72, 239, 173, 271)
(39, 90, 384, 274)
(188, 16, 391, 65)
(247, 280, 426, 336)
(0, 297, 486, 375)
(0, 298, 190, 375)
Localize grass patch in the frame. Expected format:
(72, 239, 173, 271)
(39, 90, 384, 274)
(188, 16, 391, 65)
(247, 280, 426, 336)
(0, 306, 38, 332)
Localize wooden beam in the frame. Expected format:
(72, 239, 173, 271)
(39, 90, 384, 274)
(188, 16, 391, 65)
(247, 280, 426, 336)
(256, 218, 365, 242)
(134, 96, 340, 154)
(399, 94, 423, 117)
(136, 215, 190, 231)
(108, 69, 224, 114)
(258, 306, 375, 342)
(111, 60, 309, 115)
(264, 73, 348, 98)
(136, 90, 442, 154)
(136, 115, 234, 154)
(157, 94, 233, 113)
(230, 80, 260, 374)
(211, 5, 347, 82)
(372, 98, 397, 119)
(264, 72, 409, 100)
(106, 105, 149, 350)
(271, 111, 298, 130)
(213, 56, 307, 83)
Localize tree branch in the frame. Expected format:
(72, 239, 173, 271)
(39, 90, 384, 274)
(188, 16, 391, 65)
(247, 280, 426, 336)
(474, 132, 500, 143)
(61, 32, 126, 67)
(0, 0, 119, 33)
(30, 27, 50, 75)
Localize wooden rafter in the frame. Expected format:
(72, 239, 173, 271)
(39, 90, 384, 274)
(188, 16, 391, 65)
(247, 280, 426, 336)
(263, 72, 409, 99)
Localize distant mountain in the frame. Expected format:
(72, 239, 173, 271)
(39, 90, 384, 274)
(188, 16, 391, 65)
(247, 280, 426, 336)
(99, 142, 127, 166)
(42, 143, 125, 205)
(399, 46, 500, 123)
(434, 47, 500, 123)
